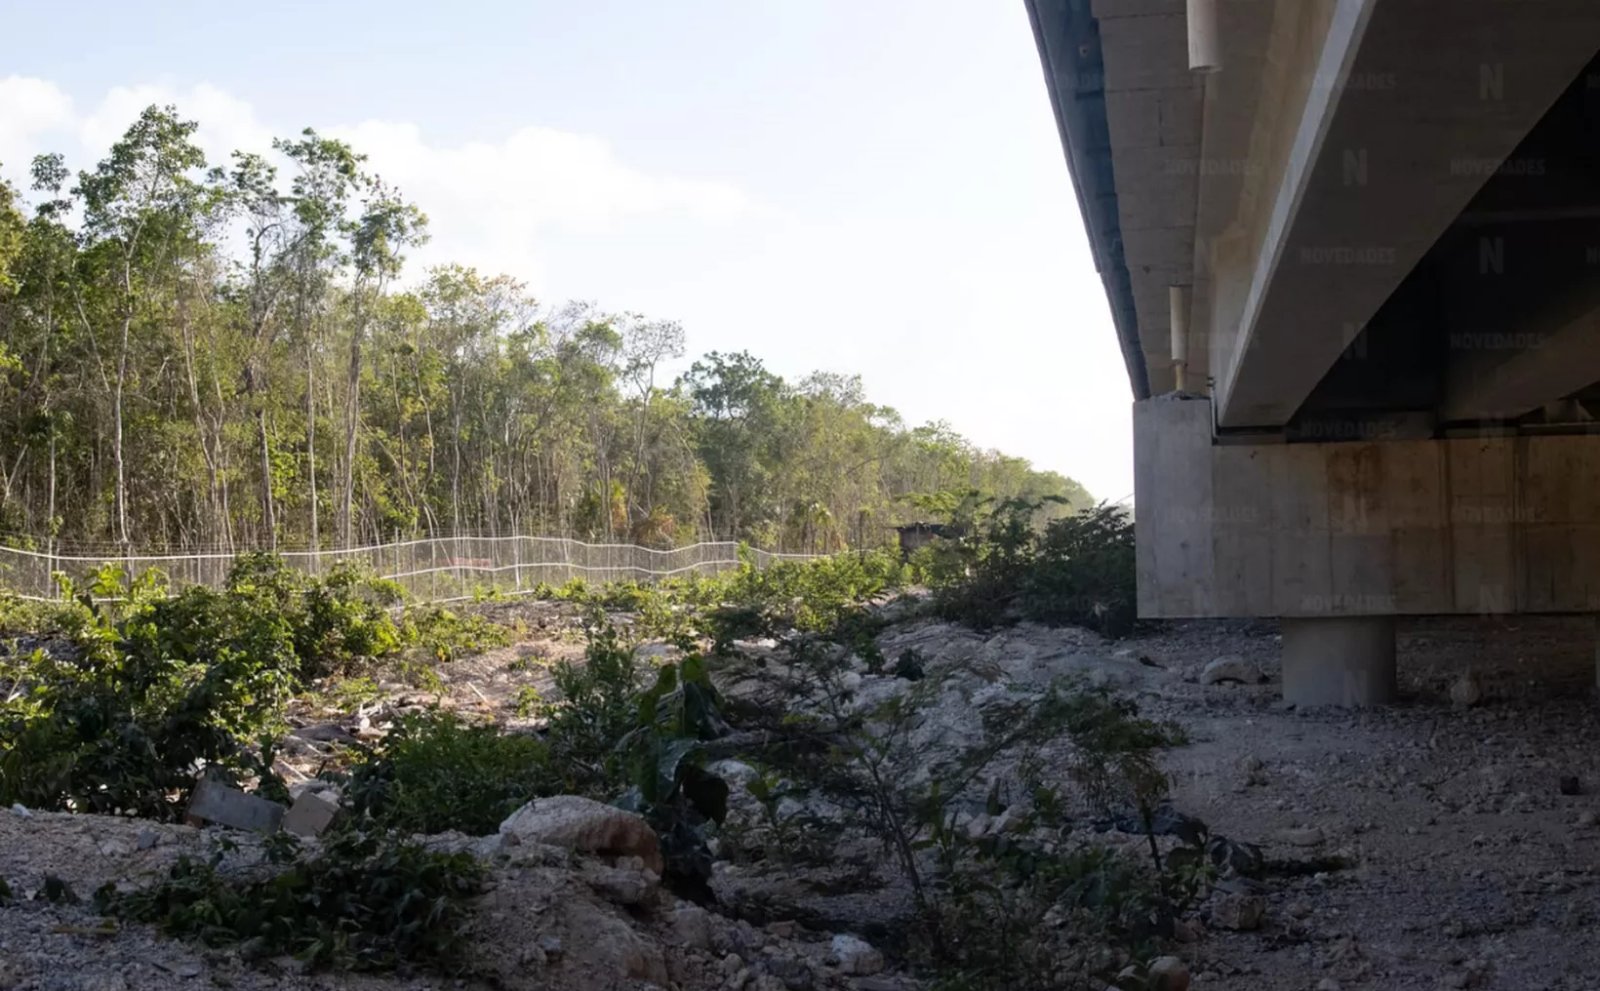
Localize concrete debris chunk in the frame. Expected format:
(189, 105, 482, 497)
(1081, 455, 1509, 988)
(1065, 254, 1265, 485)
(187, 777, 286, 834)
(282, 789, 340, 837)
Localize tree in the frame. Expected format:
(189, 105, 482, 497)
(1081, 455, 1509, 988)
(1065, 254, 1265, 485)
(71, 105, 210, 547)
(0, 106, 1094, 557)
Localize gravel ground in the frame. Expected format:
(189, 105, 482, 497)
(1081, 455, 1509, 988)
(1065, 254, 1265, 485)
(6, 608, 1599, 991)
(1123, 615, 1600, 991)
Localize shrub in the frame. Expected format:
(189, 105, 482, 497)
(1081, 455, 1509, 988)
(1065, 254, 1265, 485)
(99, 830, 484, 973)
(930, 501, 1137, 636)
(344, 711, 556, 836)
(0, 582, 299, 818)
(1022, 505, 1137, 636)
(0, 555, 506, 819)
(538, 617, 647, 794)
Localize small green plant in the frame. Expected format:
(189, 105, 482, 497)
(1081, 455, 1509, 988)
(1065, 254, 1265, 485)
(98, 829, 484, 972)
(344, 710, 556, 836)
(512, 684, 543, 717)
(321, 676, 383, 712)
(402, 605, 512, 663)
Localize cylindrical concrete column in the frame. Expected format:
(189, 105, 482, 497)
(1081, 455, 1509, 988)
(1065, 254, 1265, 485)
(1592, 615, 1600, 693)
(1281, 616, 1397, 706)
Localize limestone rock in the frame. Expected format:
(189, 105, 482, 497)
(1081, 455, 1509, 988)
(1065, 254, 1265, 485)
(1210, 892, 1266, 931)
(583, 863, 660, 907)
(500, 795, 663, 874)
(669, 903, 714, 950)
(1148, 955, 1191, 991)
(1239, 755, 1268, 787)
(1201, 655, 1265, 685)
(1207, 836, 1265, 878)
(633, 641, 685, 664)
(829, 933, 884, 975)
(1450, 671, 1483, 707)
(1272, 826, 1326, 847)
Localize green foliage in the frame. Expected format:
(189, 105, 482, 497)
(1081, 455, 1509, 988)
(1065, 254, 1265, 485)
(344, 711, 554, 836)
(1, 104, 1091, 558)
(99, 830, 484, 973)
(538, 618, 647, 793)
(735, 618, 1199, 991)
(401, 605, 513, 663)
(519, 614, 732, 897)
(900, 688, 1201, 990)
(646, 550, 910, 652)
(0, 555, 499, 819)
(929, 501, 1137, 636)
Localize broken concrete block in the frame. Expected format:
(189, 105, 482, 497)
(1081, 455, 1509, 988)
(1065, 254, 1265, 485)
(187, 777, 286, 834)
(282, 790, 340, 837)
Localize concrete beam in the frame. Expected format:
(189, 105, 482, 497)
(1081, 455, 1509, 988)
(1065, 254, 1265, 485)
(1134, 396, 1600, 618)
(1444, 299, 1600, 422)
(1212, 0, 1600, 428)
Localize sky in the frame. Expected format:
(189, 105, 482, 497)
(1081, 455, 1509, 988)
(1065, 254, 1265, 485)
(0, 0, 1134, 501)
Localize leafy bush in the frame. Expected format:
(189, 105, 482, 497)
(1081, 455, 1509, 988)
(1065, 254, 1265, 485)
(538, 618, 648, 794)
(709, 549, 906, 635)
(731, 619, 1198, 991)
(344, 711, 555, 836)
(0, 555, 506, 819)
(930, 501, 1136, 636)
(527, 615, 733, 898)
(0, 582, 298, 818)
(98, 830, 484, 973)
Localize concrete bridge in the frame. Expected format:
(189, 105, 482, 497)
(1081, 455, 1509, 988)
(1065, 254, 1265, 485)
(1027, 0, 1600, 703)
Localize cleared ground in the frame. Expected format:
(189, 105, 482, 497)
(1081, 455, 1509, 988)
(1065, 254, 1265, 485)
(4, 607, 1596, 991)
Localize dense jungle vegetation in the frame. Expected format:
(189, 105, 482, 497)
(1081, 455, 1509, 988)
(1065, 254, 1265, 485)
(0, 105, 1088, 554)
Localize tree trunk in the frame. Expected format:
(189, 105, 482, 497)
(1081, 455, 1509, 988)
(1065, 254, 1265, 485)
(340, 297, 364, 548)
(306, 340, 319, 550)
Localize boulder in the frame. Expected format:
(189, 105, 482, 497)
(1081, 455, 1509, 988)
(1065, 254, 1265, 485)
(1201, 655, 1265, 686)
(500, 795, 663, 874)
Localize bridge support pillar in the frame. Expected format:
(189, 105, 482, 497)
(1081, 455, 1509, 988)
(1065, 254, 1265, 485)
(1281, 617, 1396, 707)
(1593, 617, 1600, 694)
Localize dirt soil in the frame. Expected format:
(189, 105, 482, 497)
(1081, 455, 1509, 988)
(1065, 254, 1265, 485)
(5, 605, 1600, 991)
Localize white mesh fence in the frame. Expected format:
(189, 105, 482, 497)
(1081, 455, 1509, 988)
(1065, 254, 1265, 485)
(0, 538, 814, 603)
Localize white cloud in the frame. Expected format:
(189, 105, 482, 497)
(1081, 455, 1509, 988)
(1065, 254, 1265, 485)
(331, 118, 757, 287)
(0, 76, 75, 180)
(0, 77, 757, 291)
(77, 82, 276, 169)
